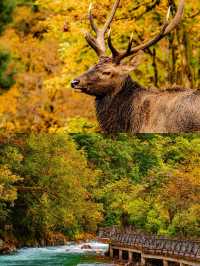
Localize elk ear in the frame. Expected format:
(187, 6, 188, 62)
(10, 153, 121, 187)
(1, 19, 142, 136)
(122, 51, 144, 72)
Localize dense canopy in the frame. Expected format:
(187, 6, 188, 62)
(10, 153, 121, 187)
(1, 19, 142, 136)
(0, 0, 199, 248)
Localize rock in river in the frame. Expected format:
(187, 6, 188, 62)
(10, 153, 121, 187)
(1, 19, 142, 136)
(81, 244, 92, 250)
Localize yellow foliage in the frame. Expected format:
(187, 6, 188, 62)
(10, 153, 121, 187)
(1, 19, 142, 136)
(0, 165, 22, 202)
(0, 0, 199, 133)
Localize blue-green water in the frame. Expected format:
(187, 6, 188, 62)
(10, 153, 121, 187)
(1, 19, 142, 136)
(0, 242, 114, 266)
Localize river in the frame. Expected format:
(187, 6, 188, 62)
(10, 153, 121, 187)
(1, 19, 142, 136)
(0, 242, 114, 266)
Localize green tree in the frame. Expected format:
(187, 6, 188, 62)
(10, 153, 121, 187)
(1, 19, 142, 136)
(8, 134, 102, 242)
(0, 1, 16, 92)
(0, 50, 15, 91)
(0, 0, 15, 34)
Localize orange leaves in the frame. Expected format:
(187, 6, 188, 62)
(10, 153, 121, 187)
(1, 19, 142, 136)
(157, 168, 200, 220)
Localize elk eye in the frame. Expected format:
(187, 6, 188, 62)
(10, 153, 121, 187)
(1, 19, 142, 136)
(102, 71, 111, 76)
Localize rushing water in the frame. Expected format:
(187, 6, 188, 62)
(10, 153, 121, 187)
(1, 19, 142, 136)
(0, 242, 114, 266)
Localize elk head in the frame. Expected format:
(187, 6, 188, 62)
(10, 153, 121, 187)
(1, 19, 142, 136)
(71, 0, 184, 97)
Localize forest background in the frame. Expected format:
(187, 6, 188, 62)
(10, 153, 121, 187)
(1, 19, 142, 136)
(0, 0, 199, 247)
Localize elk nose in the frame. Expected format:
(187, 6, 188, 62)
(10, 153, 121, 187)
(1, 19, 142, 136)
(71, 79, 80, 88)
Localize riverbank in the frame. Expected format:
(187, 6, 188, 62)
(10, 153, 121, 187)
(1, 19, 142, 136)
(0, 240, 17, 255)
(0, 232, 97, 255)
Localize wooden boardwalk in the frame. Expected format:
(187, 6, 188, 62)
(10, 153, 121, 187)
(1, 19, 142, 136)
(98, 227, 200, 266)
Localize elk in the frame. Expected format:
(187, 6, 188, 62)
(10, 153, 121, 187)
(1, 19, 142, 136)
(71, 0, 200, 133)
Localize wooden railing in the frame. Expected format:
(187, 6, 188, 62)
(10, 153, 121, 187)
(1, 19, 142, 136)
(98, 227, 200, 262)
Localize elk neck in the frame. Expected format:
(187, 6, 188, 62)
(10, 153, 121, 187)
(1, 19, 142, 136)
(95, 75, 145, 133)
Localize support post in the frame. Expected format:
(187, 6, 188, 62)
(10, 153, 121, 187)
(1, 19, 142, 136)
(141, 255, 146, 266)
(109, 246, 113, 258)
(119, 249, 123, 260)
(128, 251, 133, 262)
(163, 260, 168, 266)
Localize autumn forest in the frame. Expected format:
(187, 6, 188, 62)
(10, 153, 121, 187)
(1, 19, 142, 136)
(0, 0, 199, 250)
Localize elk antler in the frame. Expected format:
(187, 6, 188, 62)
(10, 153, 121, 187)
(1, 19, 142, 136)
(108, 0, 185, 64)
(85, 0, 120, 57)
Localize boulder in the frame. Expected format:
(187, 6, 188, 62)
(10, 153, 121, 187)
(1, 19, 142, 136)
(81, 244, 92, 249)
(0, 242, 16, 255)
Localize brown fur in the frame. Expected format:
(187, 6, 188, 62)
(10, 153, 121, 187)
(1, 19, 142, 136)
(71, 57, 200, 133)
